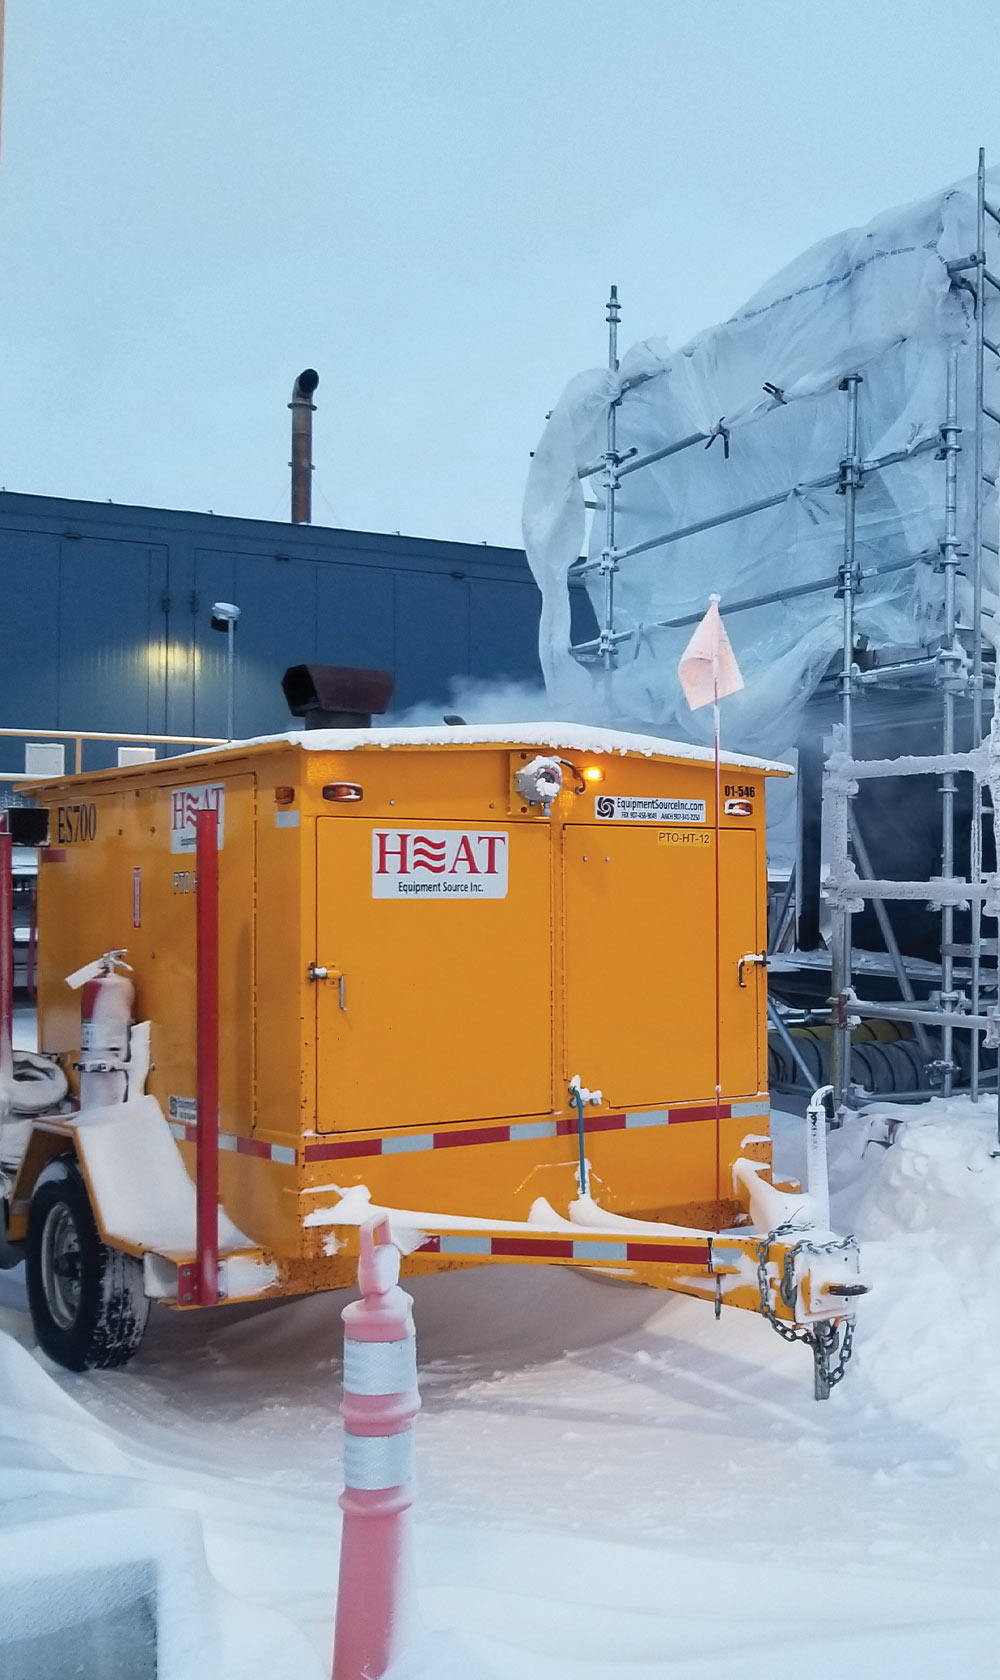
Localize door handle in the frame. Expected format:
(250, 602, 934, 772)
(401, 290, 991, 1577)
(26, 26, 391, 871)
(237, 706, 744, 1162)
(308, 963, 347, 1009)
(738, 951, 768, 988)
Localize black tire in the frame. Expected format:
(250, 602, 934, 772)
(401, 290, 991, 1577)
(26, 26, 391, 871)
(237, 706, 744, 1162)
(26, 1160, 150, 1372)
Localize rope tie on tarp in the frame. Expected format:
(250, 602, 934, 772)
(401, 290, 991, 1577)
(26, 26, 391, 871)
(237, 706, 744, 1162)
(705, 418, 731, 459)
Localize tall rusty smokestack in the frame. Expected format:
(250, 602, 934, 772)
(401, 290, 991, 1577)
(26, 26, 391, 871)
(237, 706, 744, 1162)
(289, 368, 319, 523)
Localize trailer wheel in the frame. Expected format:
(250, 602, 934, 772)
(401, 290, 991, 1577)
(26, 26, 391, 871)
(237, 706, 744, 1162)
(26, 1160, 150, 1372)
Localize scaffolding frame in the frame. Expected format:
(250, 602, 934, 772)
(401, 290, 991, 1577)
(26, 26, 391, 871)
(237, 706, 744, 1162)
(572, 150, 999, 1117)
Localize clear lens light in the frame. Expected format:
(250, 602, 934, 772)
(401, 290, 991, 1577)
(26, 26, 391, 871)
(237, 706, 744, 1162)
(583, 767, 603, 782)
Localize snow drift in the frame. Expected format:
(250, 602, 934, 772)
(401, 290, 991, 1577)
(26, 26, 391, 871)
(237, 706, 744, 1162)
(4, 1101, 1000, 1676)
(851, 1096, 1000, 1452)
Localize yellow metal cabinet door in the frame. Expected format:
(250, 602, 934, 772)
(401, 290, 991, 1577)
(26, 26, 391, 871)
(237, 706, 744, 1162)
(315, 818, 553, 1132)
(562, 825, 760, 1108)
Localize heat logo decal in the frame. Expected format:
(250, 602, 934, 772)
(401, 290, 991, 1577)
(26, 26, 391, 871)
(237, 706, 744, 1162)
(372, 829, 509, 898)
(170, 783, 226, 854)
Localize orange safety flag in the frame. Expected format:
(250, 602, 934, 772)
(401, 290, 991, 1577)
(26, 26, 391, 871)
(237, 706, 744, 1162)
(677, 595, 744, 711)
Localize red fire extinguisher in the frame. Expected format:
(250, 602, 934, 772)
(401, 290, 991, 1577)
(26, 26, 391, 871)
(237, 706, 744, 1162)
(66, 950, 135, 1109)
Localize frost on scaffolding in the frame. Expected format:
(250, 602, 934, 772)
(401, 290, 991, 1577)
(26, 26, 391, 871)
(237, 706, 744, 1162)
(523, 171, 1000, 759)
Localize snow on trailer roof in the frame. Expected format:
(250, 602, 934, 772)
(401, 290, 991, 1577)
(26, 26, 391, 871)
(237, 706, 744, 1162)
(21, 722, 790, 791)
(235, 721, 792, 774)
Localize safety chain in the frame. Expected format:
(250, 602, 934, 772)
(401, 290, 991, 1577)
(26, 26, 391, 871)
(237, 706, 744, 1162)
(755, 1223, 858, 1398)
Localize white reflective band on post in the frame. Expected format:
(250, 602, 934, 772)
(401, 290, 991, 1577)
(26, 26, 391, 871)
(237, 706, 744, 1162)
(343, 1336, 417, 1397)
(343, 1427, 414, 1491)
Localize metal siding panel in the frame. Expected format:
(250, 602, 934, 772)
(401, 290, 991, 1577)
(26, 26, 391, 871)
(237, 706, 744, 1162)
(192, 549, 321, 740)
(163, 533, 197, 742)
(469, 578, 541, 683)
(191, 550, 235, 738)
(57, 538, 167, 766)
(234, 553, 318, 739)
(0, 496, 544, 751)
(393, 571, 470, 710)
(0, 532, 61, 717)
(0, 532, 61, 773)
(315, 561, 395, 671)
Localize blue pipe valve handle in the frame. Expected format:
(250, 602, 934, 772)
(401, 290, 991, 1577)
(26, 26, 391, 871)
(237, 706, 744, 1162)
(568, 1077, 603, 1199)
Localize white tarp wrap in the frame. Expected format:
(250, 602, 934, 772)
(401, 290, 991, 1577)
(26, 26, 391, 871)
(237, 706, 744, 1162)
(523, 174, 1000, 758)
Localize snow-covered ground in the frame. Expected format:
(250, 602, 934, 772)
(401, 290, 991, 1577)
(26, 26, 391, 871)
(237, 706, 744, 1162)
(4, 1100, 1000, 1677)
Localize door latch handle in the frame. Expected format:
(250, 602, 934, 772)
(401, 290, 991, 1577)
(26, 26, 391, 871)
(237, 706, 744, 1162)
(308, 963, 347, 1009)
(738, 951, 768, 988)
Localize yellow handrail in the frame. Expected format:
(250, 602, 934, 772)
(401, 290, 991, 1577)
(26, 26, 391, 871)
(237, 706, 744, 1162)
(0, 726, 226, 783)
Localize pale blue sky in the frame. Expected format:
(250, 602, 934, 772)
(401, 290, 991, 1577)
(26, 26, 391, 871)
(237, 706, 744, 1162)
(1, 0, 999, 546)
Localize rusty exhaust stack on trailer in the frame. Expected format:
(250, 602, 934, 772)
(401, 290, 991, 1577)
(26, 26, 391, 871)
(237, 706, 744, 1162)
(289, 368, 319, 523)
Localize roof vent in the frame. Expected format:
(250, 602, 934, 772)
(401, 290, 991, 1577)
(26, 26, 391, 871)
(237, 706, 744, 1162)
(281, 664, 394, 729)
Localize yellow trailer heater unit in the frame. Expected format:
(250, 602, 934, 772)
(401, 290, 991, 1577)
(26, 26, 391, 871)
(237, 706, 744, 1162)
(6, 725, 867, 1394)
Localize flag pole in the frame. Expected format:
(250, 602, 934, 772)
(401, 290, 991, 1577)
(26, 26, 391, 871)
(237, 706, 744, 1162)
(711, 622, 723, 1204)
(676, 591, 743, 1208)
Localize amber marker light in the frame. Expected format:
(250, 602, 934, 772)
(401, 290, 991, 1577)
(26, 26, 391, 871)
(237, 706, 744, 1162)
(583, 767, 603, 782)
(274, 786, 296, 806)
(323, 782, 364, 802)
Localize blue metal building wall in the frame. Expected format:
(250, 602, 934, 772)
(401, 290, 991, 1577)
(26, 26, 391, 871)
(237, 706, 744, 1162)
(0, 494, 542, 773)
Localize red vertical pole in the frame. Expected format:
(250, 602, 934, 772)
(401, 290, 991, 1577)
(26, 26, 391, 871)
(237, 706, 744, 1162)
(195, 806, 219, 1307)
(0, 831, 13, 1072)
(26, 880, 36, 1003)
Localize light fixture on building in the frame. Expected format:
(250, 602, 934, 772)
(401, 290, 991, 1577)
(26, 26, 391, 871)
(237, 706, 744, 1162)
(210, 602, 241, 741)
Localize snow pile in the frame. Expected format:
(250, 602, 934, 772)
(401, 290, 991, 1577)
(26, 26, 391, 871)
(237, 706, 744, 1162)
(7, 1103, 1000, 1676)
(0, 1507, 217, 1680)
(851, 1097, 1000, 1451)
(0, 1326, 327, 1679)
(524, 173, 1000, 753)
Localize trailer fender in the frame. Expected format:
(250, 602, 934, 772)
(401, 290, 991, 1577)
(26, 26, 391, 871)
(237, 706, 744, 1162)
(8, 1097, 240, 1261)
(6, 1122, 81, 1244)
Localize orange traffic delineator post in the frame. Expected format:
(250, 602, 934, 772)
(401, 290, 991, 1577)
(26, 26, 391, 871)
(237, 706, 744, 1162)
(333, 1216, 420, 1680)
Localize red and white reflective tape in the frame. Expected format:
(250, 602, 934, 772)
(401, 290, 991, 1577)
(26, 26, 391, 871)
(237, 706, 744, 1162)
(303, 1098, 769, 1164)
(167, 1120, 296, 1166)
(167, 1099, 769, 1170)
(417, 1232, 713, 1268)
